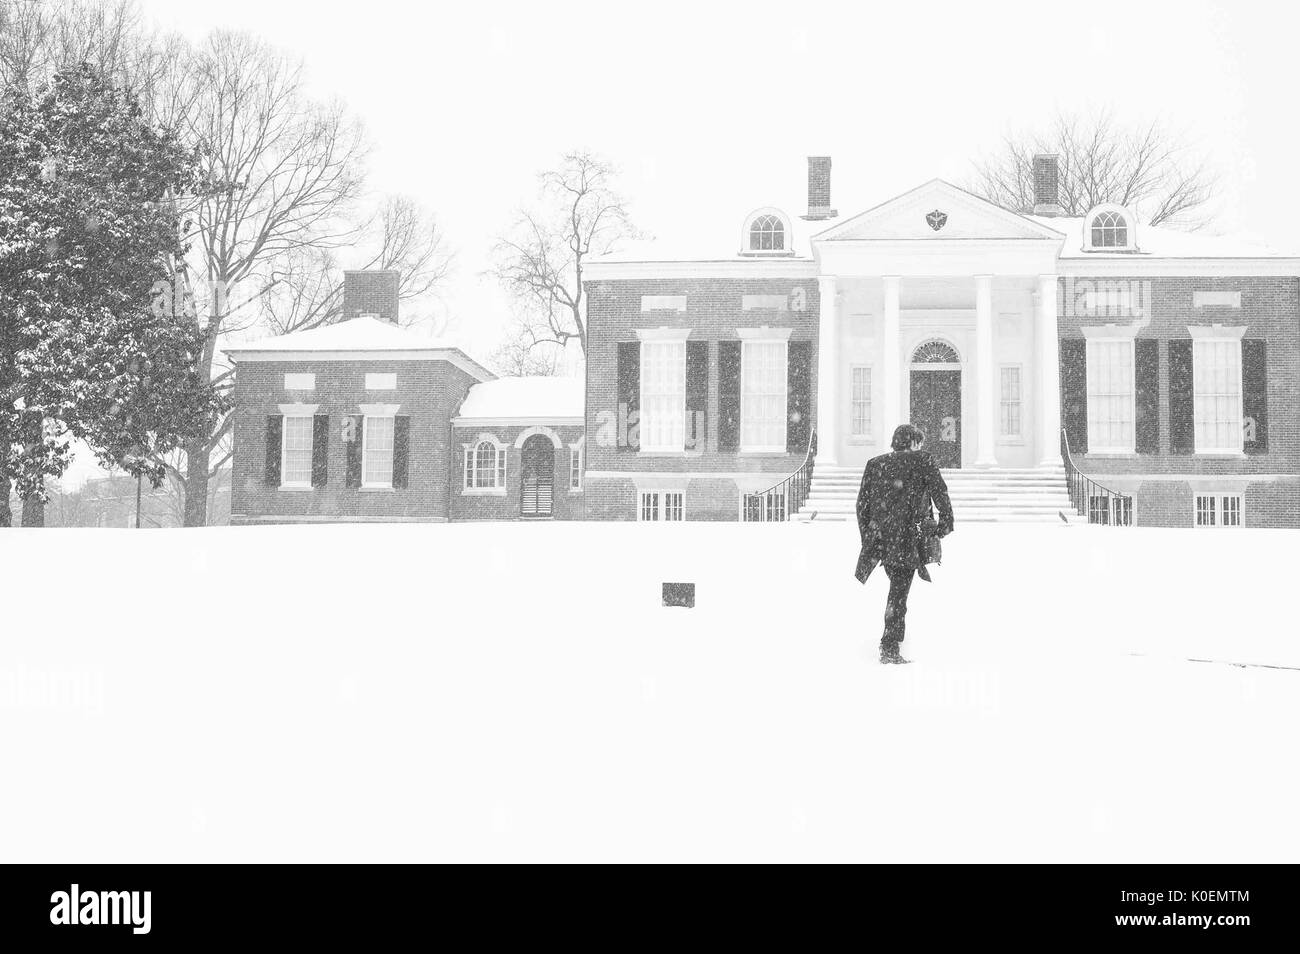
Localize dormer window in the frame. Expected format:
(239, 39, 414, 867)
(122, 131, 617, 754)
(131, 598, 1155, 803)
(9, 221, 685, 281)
(740, 208, 792, 256)
(1083, 204, 1136, 252)
(750, 214, 784, 251)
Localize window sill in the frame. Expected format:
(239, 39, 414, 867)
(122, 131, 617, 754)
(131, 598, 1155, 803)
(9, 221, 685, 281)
(739, 449, 793, 457)
(278, 485, 315, 492)
(360, 486, 396, 492)
(1194, 451, 1246, 458)
(462, 487, 507, 496)
(569, 487, 583, 494)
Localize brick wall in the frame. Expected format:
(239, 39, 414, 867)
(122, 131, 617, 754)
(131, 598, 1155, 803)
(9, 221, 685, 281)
(584, 275, 819, 520)
(450, 423, 586, 521)
(230, 358, 479, 523)
(1058, 275, 1300, 478)
(342, 270, 400, 323)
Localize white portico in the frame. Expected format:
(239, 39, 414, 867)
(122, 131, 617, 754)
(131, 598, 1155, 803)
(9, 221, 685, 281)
(811, 180, 1064, 470)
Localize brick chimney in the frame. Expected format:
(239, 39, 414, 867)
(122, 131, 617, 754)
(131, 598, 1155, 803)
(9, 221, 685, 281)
(342, 269, 400, 323)
(1032, 154, 1064, 217)
(801, 156, 838, 221)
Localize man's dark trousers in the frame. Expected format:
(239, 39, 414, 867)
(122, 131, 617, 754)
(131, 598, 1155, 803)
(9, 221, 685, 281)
(882, 563, 915, 655)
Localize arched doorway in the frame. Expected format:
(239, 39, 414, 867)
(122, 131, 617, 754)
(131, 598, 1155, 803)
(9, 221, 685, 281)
(519, 434, 555, 518)
(909, 339, 962, 468)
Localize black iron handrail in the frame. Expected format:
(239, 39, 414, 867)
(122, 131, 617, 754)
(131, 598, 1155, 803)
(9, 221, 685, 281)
(1060, 428, 1133, 526)
(747, 430, 817, 521)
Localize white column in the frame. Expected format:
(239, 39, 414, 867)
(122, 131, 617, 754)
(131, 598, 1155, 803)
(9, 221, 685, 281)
(1036, 273, 1062, 466)
(815, 275, 839, 465)
(974, 274, 997, 466)
(882, 276, 901, 439)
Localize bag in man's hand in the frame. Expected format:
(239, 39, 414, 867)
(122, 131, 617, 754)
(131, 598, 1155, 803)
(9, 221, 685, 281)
(918, 502, 943, 568)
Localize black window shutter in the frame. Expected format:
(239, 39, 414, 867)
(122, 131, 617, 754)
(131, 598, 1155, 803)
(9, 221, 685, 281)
(617, 342, 639, 450)
(264, 416, 282, 486)
(311, 414, 329, 487)
(392, 415, 411, 488)
(1168, 339, 1195, 455)
(1134, 338, 1160, 455)
(1242, 339, 1268, 455)
(345, 414, 364, 488)
(1059, 338, 1088, 455)
(786, 340, 812, 454)
(718, 340, 743, 452)
(685, 340, 709, 451)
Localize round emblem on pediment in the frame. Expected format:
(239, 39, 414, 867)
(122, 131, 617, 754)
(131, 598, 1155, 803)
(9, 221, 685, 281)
(926, 209, 948, 231)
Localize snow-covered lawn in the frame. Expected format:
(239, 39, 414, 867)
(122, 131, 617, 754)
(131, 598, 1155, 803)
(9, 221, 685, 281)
(2, 520, 1297, 862)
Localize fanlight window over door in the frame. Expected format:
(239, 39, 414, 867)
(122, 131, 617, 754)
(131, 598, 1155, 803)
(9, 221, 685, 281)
(748, 214, 785, 251)
(911, 340, 960, 364)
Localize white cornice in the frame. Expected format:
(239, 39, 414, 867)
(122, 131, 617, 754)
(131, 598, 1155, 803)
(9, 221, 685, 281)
(453, 416, 582, 427)
(226, 348, 496, 382)
(1057, 258, 1300, 277)
(584, 259, 819, 281)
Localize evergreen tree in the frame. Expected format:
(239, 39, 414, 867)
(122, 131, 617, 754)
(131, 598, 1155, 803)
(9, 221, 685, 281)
(0, 64, 223, 525)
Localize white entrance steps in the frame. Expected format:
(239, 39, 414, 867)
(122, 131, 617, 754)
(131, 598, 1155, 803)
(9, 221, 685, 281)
(798, 463, 1082, 524)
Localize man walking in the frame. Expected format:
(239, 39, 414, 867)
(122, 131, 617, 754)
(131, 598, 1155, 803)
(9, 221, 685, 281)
(854, 424, 955, 664)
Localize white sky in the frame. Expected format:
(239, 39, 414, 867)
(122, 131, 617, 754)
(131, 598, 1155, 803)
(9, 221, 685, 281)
(60, 0, 1299, 487)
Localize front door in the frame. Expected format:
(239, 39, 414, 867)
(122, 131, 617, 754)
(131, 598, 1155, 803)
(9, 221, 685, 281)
(909, 370, 961, 468)
(519, 435, 555, 517)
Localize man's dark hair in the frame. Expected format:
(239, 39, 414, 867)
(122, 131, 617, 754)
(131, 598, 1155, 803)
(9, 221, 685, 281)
(891, 423, 925, 452)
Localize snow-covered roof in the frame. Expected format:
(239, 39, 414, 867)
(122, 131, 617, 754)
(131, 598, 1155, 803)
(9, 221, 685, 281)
(1025, 215, 1297, 259)
(589, 201, 821, 265)
(224, 316, 496, 381)
(226, 316, 456, 353)
(455, 376, 584, 423)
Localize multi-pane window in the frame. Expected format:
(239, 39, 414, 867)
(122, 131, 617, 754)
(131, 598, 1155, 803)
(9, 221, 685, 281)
(281, 415, 314, 487)
(569, 445, 582, 490)
(1195, 494, 1242, 528)
(639, 490, 684, 522)
(362, 415, 395, 488)
(741, 340, 788, 451)
(748, 214, 785, 251)
(850, 366, 871, 437)
(1090, 210, 1128, 248)
(999, 366, 1022, 438)
(465, 440, 506, 489)
(1193, 338, 1243, 453)
(742, 489, 787, 522)
(1088, 495, 1132, 526)
(1086, 339, 1135, 453)
(640, 341, 686, 452)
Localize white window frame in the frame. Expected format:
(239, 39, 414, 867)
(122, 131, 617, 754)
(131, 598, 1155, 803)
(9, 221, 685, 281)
(638, 489, 685, 522)
(740, 335, 789, 453)
(365, 372, 397, 390)
(1082, 204, 1135, 251)
(738, 207, 792, 257)
(849, 365, 872, 440)
(280, 413, 316, 489)
(1191, 333, 1244, 455)
(361, 413, 397, 489)
(1085, 335, 1136, 454)
(1195, 493, 1244, 528)
(740, 487, 787, 522)
(463, 437, 507, 494)
(569, 444, 582, 491)
(638, 333, 688, 453)
(999, 364, 1023, 441)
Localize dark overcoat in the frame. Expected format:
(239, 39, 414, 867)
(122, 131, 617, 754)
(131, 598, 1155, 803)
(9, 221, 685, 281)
(854, 449, 955, 583)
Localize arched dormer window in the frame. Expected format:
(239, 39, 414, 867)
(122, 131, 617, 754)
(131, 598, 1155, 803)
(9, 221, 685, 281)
(463, 437, 506, 491)
(1084, 205, 1136, 251)
(740, 208, 792, 255)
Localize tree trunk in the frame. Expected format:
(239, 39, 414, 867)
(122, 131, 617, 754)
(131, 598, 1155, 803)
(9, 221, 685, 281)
(0, 472, 11, 527)
(21, 494, 44, 527)
(182, 438, 210, 527)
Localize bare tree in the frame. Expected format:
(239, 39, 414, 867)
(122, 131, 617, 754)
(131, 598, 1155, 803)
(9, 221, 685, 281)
(492, 151, 638, 358)
(260, 196, 452, 337)
(489, 316, 566, 377)
(971, 111, 1218, 228)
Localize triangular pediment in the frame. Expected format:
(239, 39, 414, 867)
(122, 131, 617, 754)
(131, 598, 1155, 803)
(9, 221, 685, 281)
(813, 179, 1064, 243)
